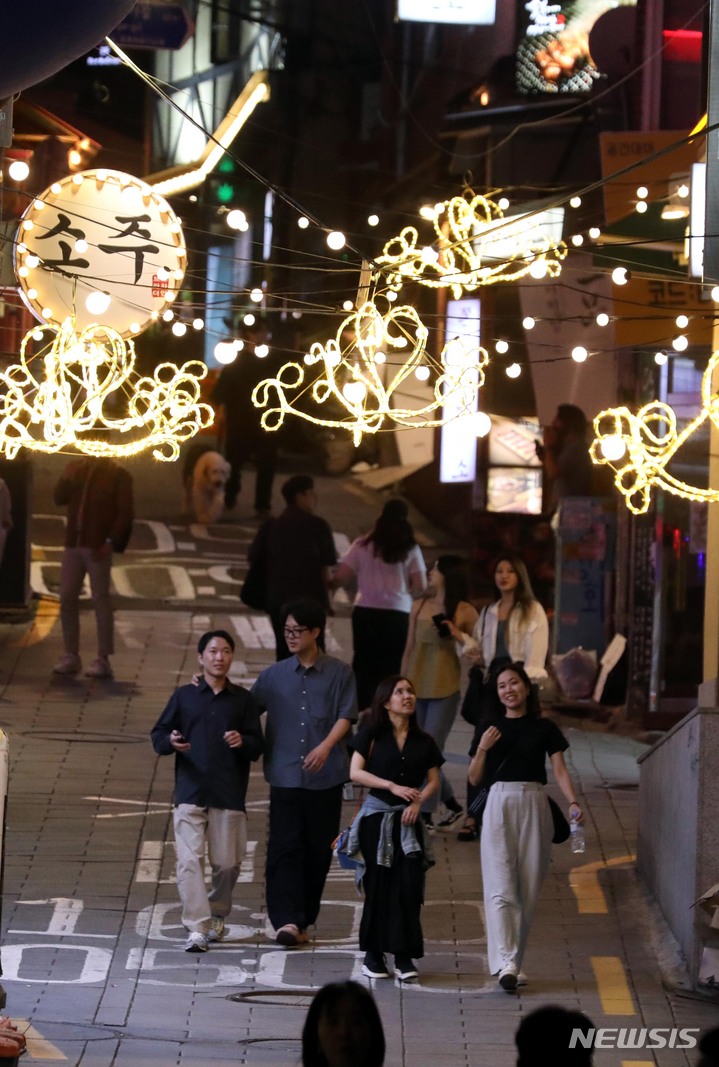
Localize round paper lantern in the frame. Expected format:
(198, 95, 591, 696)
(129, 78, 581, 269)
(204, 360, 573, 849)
(0, 2, 136, 98)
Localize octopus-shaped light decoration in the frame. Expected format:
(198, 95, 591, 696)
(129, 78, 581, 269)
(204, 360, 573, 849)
(0, 318, 214, 460)
(590, 350, 719, 514)
(252, 300, 489, 446)
(374, 191, 567, 300)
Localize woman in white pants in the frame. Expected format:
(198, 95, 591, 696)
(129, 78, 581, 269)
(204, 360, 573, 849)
(468, 662, 583, 992)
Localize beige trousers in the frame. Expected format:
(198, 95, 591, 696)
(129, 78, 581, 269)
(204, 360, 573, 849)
(480, 781, 553, 974)
(173, 804, 248, 934)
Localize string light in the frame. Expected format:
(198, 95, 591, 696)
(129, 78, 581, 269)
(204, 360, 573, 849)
(251, 299, 489, 446)
(590, 350, 719, 514)
(374, 188, 567, 300)
(0, 318, 213, 461)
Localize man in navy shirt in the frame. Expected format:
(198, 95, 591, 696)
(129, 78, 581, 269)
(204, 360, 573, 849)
(151, 630, 264, 953)
(251, 600, 357, 946)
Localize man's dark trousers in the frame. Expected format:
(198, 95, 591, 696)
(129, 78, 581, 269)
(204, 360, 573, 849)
(266, 784, 343, 931)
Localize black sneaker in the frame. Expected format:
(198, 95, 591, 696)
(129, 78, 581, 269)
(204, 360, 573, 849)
(394, 955, 419, 980)
(436, 807, 464, 828)
(362, 952, 390, 979)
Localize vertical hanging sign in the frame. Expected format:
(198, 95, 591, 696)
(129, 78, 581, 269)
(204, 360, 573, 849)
(439, 297, 480, 484)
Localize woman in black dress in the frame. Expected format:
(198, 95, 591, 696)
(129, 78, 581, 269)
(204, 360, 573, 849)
(349, 675, 443, 982)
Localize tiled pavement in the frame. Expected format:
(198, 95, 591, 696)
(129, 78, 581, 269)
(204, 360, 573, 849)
(0, 454, 714, 1066)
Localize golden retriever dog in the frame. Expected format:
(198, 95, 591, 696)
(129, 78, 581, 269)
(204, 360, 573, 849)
(183, 447, 231, 523)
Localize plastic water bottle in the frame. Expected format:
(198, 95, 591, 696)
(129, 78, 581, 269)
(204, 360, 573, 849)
(570, 816, 586, 854)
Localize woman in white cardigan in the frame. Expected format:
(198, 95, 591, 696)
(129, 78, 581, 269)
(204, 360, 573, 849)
(447, 555, 549, 840)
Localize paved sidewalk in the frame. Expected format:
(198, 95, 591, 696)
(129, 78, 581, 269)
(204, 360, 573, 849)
(0, 454, 714, 1066)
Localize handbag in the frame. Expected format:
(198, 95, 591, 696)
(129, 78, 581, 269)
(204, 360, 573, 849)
(332, 740, 375, 870)
(466, 750, 513, 823)
(332, 825, 361, 871)
(548, 796, 570, 844)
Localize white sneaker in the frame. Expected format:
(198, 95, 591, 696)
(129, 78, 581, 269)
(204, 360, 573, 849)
(206, 917, 226, 943)
(184, 932, 208, 953)
(499, 965, 518, 992)
(517, 972, 528, 987)
(53, 654, 82, 675)
(85, 657, 113, 679)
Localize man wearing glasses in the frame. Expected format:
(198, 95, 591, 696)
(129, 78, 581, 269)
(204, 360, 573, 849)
(251, 599, 357, 946)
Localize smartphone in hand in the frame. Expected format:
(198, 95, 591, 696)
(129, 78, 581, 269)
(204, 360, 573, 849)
(432, 613, 452, 639)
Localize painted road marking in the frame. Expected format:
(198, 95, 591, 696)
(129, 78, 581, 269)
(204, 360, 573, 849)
(591, 956, 636, 1015)
(13, 1020, 66, 1061)
(10, 597, 59, 647)
(570, 854, 636, 914)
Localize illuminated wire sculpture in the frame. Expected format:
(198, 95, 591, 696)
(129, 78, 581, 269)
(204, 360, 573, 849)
(374, 191, 567, 299)
(252, 300, 489, 445)
(0, 318, 214, 460)
(590, 350, 719, 514)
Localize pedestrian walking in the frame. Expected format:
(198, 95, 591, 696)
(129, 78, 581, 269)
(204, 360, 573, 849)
(248, 474, 337, 659)
(348, 675, 442, 981)
(468, 662, 583, 991)
(210, 332, 280, 519)
(333, 498, 426, 710)
(535, 403, 594, 513)
(251, 599, 357, 946)
(52, 456, 134, 679)
(452, 554, 549, 841)
(301, 981, 385, 1067)
(150, 629, 264, 953)
(400, 555, 477, 828)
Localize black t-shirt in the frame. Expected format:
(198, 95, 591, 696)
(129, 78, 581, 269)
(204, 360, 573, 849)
(478, 714, 568, 785)
(354, 725, 444, 806)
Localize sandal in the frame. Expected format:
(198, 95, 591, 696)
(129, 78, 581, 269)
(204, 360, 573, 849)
(457, 819, 479, 842)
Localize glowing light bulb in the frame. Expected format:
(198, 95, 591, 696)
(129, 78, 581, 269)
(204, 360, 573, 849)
(156, 267, 170, 281)
(611, 267, 630, 285)
(255, 344, 269, 358)
(68, 149, 82, 168)
(571, 346, 588, 363)
(596, 313, 610, 327)
(419, 204, 436, 220)
(600, 435, 627, 461)
(497, 197, 510, 211)
(244, 313, 256, 326)
(27, 288, 37, 300)
(129, 322, 141, 334)
(72, 173, 84, 186)
(569, 196, 582, 208)
(636, 201, 648, 214)
(226, 209, 248, 231)
(85, 291, 112, 316)
(74, 239, 88, 254)
(374, 351, 386, 364)
(368, 214, 379, 227)
(636, 186, 649, 199)
(420, 246, 438, 265)
(342, 381, 367, 403)
(233, 340, 244, 352)
(523, 317, 535, 330)
(472, 411, 492, 438)
(298, 216, 310, 229)
(22, 220, 34, 232)
(193, 318, 204, 330)
(386, 290, 397, 302)
(33, 199, 44, 211)
(342, 300, 354, 312)
(506, 363, 522, 378)
(415, 366, 430, 381)
(162, 309, 174, 322)
(250, 288, 264, 303)
(528, 259, 548, 279)
(676, 314, 689, 328)
(712, 286, 719, 302)
(654, 351, 668, 365)
(165, 291, 176, 302)
(215, 342, 236, 364)
(50, 183, 61, 195)
(327, 231, 346, 251)
(41, 307, 53, 319)
(8, 160, 29, 181)
(571, 234, 584, 245)
(172, 321, 187, 337)
(672, 335, 688, 351)
(589, 227, 601, 240)
(677, 183, 689, 198)
(495, 340, 509, 354)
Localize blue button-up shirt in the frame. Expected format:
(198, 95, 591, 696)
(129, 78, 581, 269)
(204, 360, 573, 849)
(251, 652, 357, 789)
